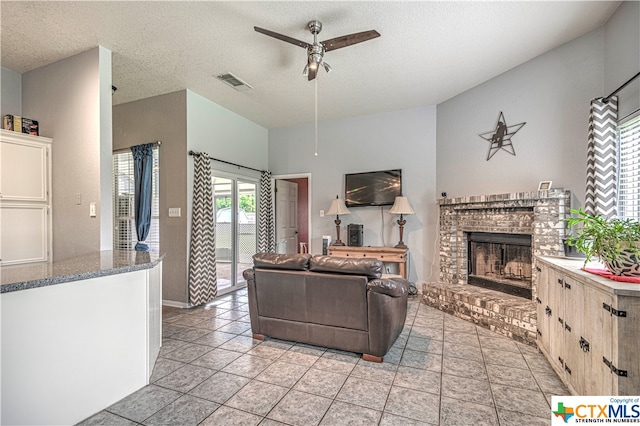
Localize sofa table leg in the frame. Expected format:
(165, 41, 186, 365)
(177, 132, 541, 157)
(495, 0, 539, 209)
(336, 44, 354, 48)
(252, 333, 265, 341)
(362, 354, 383, 363)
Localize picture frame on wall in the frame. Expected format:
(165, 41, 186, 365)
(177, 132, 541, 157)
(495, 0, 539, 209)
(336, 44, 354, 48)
(538, 180, 552, 190)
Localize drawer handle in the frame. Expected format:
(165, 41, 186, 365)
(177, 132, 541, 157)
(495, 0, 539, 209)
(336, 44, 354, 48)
(545, 306, 552, 316)
(579, 337, 590, 352)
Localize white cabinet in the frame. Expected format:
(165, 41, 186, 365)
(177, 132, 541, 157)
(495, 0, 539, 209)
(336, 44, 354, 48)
(0, 129, 52, 265)
(537, 256, 640, 395)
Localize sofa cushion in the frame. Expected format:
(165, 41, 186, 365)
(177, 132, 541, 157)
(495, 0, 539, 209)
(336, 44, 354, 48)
(253, 253, 311, 271)
(309, 255, 383, 279)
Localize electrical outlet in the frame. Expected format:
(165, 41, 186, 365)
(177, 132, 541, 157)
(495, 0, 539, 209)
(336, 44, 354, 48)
(76, 193, 82, 205)
(168, 207, 181, 217)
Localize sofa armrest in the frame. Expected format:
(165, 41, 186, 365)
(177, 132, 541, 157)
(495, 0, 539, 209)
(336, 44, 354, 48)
(243, 268, 261, 335)
(243, 268, 255, 282)
(367, 277, 409, 298)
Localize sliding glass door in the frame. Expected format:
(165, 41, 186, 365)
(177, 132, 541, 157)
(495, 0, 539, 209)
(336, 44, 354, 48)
(213, 173, 257, 292)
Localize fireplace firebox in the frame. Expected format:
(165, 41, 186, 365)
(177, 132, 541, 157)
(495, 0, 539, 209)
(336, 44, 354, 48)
(467, 232, 532, 299)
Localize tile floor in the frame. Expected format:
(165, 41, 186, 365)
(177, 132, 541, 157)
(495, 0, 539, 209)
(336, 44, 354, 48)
(79, 289, 567, 425)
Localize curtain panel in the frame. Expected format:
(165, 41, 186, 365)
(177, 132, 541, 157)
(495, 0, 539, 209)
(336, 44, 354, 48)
(189, 153, 217, 306)
(131, 143, 154, 251)
(585, 96, 618, 218)
(258, 171, 276, 253)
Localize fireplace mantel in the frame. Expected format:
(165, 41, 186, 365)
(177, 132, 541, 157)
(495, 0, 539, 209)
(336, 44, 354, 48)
(438, 189, 570, 208)
(438, 189, 571, 299)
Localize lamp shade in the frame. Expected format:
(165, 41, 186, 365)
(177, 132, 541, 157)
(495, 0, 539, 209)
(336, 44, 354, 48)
(389, 196, 415, 215)
(327, 197, 351, 215)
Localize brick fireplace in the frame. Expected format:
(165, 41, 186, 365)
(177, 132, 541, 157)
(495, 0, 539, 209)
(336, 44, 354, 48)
(438, 189, 571, 298)
(423, 190, 571, 344)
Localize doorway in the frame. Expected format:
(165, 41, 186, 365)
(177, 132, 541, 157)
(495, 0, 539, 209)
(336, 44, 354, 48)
(212, 173, 257, 292)
(274, 174, 310, 255)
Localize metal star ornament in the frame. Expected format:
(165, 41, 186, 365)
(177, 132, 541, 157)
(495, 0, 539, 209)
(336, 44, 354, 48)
(478, 112, 526, 161)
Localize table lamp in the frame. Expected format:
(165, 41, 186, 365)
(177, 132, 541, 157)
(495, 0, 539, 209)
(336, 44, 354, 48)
(389, 196, 414, 248)
(326, 195, 351, 246)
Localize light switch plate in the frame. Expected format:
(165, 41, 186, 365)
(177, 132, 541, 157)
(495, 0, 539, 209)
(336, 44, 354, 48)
(168, 207, 181, 217)
(320, 210, 325, 217)
(89, 202, 96, 217)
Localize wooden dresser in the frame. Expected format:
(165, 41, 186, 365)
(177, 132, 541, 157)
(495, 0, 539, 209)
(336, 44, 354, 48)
(327, 246, 408, 279)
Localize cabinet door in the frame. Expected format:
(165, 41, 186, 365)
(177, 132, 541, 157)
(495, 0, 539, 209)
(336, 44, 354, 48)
(612, 295, 640, 395)
(547, 268, 566, 371)
(536, 263, 550, 350)
(562, 275, 585, 392)
(582, 286, 613, 395)
(0, 138, 49, 202)
(0, 204, 49, 265)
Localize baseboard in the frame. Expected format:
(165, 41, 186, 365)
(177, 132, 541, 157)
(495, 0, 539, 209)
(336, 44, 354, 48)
(162, 300, 190, 308)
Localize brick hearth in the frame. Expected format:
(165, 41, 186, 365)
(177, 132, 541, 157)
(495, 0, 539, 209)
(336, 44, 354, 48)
(422, 190, 571, 345)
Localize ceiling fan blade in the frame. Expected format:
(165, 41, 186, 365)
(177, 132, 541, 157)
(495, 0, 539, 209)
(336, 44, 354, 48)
(307, 66, 318, 81)
(254, 26, 310, 49)
(322, 30, 380, 52)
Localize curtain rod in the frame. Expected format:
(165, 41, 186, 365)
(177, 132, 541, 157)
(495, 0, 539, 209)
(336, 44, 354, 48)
(188, 150, 265, 173)
(113, 141, 162, 154)
(603, 71, 640, 103)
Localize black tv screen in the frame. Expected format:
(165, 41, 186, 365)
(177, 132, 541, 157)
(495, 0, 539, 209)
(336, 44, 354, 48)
(345, 169, 402, 207)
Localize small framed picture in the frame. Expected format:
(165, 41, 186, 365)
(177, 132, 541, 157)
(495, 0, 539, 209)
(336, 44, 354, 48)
(538, 180, 552, 190)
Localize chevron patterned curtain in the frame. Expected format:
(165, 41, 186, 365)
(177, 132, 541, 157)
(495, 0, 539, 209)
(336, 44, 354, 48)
(258, 171, 276, 252)
(189, 154, 217, 306)
(585, 96, 618, 217)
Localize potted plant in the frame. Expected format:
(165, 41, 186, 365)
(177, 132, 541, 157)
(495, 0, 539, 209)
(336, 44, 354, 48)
(565, 208, 640, 276)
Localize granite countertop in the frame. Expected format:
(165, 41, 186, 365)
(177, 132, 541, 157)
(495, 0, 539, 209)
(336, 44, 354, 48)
(1, 250, 165, 293)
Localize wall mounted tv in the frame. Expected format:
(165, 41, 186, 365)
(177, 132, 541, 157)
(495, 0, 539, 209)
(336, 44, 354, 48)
(345, 169, 402, 207)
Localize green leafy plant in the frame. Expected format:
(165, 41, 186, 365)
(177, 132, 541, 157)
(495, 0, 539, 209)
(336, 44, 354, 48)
(565, 208, 640, 266)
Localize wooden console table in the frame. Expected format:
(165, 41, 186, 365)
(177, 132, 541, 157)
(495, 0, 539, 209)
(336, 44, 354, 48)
(327, 246, 408, 279)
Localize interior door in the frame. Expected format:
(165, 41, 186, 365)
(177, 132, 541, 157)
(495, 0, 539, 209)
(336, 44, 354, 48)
(275, 180, 298, 254)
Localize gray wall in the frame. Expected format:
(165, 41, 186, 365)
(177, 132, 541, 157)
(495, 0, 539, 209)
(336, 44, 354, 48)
(1, 67, 22, 118)
(113, 89, 267, 305)
(604, 1, 639, 120)
(269, 106, 437, 282)
(113, 90, 188, 304)
(436, 28, 605, 206)
(22, 47, 113, 261)
(437, 1, 639, 205)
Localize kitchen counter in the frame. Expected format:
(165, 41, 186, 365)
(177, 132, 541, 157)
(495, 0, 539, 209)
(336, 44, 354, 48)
(1, 250, 163, 425)
(1, 249, 164, 293)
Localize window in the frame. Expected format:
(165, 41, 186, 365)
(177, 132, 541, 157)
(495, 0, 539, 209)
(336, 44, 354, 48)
(113, 147, 160, 251)
(618, 115, 640, 220)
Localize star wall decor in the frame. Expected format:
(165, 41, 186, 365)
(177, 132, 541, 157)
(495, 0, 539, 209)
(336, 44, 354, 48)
(478, 112, 526, 161)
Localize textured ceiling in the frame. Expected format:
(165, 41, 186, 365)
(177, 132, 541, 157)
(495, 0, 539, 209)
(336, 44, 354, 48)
(1, 1, 620, 129)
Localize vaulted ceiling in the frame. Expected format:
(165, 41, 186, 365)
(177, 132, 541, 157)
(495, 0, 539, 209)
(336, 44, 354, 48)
(1, 1, 620, 128)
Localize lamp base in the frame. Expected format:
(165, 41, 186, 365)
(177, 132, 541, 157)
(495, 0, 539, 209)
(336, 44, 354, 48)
(394, 242, 407, 249)
(332, 240, 345, 246)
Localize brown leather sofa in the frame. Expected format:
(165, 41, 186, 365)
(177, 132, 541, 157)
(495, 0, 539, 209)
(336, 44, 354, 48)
(242, 253, 409, 362)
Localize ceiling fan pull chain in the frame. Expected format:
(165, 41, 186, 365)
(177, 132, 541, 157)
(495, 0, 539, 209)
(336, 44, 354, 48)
(314, 77, 319, 156)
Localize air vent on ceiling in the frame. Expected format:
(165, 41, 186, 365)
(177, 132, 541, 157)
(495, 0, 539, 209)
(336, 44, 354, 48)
(216, 72, 254, 92)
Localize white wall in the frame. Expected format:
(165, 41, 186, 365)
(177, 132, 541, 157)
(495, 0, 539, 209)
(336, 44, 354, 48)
(269, 106, 437, 283)
(22, 47, 113, 260)
(604, 1, 640, 120)
(1, 67, 22, 118)
(436, 28, 605, 207)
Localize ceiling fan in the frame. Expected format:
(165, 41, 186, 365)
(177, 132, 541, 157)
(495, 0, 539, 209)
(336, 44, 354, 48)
(254, 20, 380, 81)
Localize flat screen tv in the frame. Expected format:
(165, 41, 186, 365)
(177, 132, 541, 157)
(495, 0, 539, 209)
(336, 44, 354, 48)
(345, 169, 402, 207)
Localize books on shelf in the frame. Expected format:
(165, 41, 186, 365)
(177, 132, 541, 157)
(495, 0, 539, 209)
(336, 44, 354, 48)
(3, 115, 39, 136)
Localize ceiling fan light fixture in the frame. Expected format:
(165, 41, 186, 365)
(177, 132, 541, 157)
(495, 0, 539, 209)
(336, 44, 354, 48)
(303, 64, 309, 76)
(322, 62, 332, 73)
